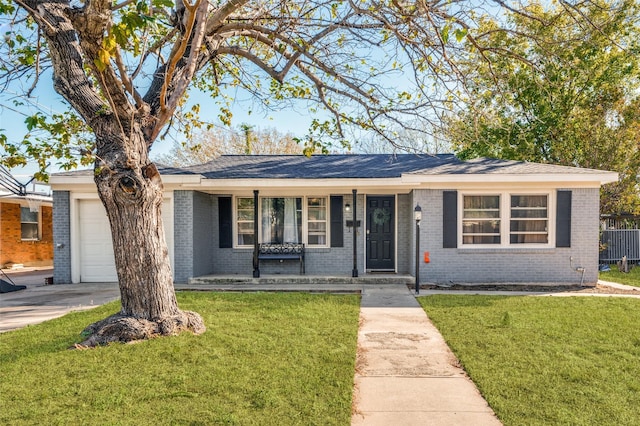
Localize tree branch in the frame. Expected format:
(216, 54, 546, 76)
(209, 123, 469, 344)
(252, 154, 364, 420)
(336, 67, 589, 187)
(114, 45, 144, 107)
(216, 46, 282, 81)
(150, 0, 210, 141)
(111, 0, 137, 12)
(26, 27, 42, 97)
(17, 0, 105, 125)
(131, 28, 178, 81)
(205, 0, 250, 34)
(69, 0, 136, 134)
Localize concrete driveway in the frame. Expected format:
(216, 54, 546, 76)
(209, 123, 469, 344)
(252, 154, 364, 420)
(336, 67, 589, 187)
(0, 268, 120, 332)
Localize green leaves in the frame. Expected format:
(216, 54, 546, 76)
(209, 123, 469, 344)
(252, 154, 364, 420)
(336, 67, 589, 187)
(454, 28, 468, 43)
(94, 36, 117, 72)
(0, 111, 94, 181)
(446, 0, 640, 214)
(92, 0, 168, 72)
(0, 0, 15, 14)
(440, 22, 467, 44)
(2, 24, 40, 72)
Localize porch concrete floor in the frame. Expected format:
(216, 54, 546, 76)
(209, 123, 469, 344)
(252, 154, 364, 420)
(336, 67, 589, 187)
(184, 274, 415, 292)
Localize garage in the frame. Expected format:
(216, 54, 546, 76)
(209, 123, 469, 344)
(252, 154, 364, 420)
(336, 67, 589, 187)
(77, 199, 174, 282)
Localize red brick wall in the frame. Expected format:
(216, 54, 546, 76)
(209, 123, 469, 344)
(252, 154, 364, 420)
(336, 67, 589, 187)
(0, 201, 53, 267)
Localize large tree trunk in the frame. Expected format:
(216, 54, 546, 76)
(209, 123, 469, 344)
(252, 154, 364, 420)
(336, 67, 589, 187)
(78, 127, 205, 347)
(25, 0, 208, 347)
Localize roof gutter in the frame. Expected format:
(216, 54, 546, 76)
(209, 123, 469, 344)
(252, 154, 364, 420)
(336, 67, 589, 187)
(49, 173, 203, 187)
(400, 171, 619, 186)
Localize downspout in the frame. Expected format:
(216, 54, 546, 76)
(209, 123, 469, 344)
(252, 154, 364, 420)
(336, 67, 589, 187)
(570, 256, 585, 286)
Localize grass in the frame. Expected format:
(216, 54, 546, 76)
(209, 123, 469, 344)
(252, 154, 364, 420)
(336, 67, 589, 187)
(0, 292, 360, 426)
(418, 295, 640, 426)
(600, 266, 640, 287)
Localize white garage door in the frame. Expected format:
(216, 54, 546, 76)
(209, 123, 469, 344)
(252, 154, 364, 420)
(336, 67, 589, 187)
(78, 199, 173, 282)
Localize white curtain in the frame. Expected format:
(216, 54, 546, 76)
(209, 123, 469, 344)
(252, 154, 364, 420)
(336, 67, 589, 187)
(262, 199, 272, 243)
(283, 198, 298, 243)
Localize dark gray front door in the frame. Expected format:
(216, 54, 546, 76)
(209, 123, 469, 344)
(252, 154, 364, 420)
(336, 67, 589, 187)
(366, 196, 395, 271)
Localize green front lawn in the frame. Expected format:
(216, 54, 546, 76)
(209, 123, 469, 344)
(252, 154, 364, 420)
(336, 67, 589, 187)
(0, 292, 360, 425)
(419, 295, 640, 426)
(600, 266, 640, 287)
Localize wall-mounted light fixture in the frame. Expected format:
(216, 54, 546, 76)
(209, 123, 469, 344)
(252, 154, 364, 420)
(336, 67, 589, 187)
(345, 203, 351, 213)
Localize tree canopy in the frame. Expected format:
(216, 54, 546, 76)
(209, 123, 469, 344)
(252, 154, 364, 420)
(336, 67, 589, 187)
(0, 0, 489, 174)
(445, 0, 640, 214)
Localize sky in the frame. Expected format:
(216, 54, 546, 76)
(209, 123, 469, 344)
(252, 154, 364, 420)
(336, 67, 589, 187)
(0, 79, 320, 181)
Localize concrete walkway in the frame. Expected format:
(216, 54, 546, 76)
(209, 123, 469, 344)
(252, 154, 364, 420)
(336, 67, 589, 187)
(351, 285, 501, 425)
(0, 268, 120, 333)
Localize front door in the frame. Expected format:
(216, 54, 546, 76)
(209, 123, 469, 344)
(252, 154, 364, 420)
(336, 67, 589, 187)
(366, 196, 395, 271)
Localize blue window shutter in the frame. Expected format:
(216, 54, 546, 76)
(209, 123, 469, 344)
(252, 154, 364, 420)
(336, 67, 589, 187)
(330, 196, 344, 247)
(556, 191, 572, 247)
(443, 191, 458, 248)
(219, 197, 232, 248)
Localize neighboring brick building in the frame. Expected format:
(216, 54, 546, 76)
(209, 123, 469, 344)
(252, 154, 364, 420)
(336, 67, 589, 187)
(0, 195, 54, 268)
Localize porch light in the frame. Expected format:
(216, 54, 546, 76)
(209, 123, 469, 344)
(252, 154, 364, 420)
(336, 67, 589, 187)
(345, 203, 351, 212)
(414, 204, 422, 223)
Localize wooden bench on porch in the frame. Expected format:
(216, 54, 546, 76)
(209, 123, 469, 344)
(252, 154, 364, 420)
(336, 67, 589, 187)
(257, 243, 305, 274)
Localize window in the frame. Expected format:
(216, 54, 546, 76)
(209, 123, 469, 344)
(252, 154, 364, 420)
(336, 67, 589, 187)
(262, 197, 302, 244)
(462, 195, 501, 244)
(234, 196, 329, 247)
(236, 197, 255, 246)
(307, 198, 327, 245)
(21, 207, 39, 241)
(510, 195, 548, 244)
(461, 193, 551, 247)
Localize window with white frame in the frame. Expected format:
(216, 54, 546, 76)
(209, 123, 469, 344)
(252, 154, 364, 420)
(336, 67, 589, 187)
(235, 196, 328, 247)
(20, 207, 40, 241)
(307, 197, 327, 245)
(262, 197, 302, 244)
(510, 195, 548, 244)
(461, 193, 550, 247)
(462, 195, 501, 244)
(236, 197, 255, 246)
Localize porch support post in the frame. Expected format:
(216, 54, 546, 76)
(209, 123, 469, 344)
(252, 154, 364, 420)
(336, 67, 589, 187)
(253, 189, 260, 278)
(352, 189, 358, 277)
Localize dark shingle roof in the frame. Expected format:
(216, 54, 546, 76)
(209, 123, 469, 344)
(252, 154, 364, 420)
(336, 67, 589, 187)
(407, 157, 606, 175)
(184, 154, 609, 179)
(185, 154, 463, 179)
(51, 154, 613, 180)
